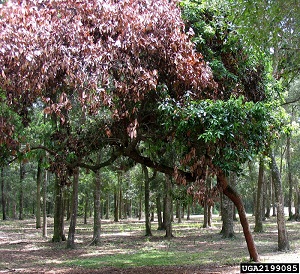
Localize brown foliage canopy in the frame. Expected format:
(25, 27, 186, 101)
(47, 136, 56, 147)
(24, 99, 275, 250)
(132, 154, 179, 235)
(0, 0, 216, 124)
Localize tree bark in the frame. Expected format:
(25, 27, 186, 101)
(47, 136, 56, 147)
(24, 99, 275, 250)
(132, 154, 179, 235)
(67, 168, 79, 249)
(254, 157, 264, 232)
(19, 162, 25, 220)
(52, 176, 66, 242)
(220, 192, 234, 238)
(142, 165, 152, 236)
(217, 171, 259, 262)
(220, 173, 235, 238)
(92, 166, 101, 245)
(114, 185, 119, 222)
(203, 173, 212, 228)
(156, 192, 164, 230)
(164, 174, 173, 238)
(42, 168, 48, 238)
(1, 166, 7, 220)
(286, 134, 293, 218)
(270, 151, 290, 251)
(36, 159, 42, 229)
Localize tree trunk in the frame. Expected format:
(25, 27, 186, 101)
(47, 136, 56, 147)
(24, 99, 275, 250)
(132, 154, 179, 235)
(52, 176, 66, 242)
(92, 167, 101, 245)
(187, 203, 191, 220)
(221, 192, 234, 237)
(105, 193, 109, 219)
(1, 166, 7, 220)
(84, 191, 89, 225)
(286, 134, 293, 218)
(114, 185, 119, 222)
(217, 171, 259, 262)
(19, 162, 25, 220)
(67, 168, 79, 249)
(164, 174, 173, 238)
(294, 185, 300, 220)
(142, 165, 152, 236)
(203, 173, 211, 228)
(270, 151, 290, 251)
(220, 173, 235, 238)
(265, 172, 271, 219)
(177, 201, 182, 223)
(42, 168, 48, 238)
(156, 192, 163, 230)
(36, 159, 42, 229)
(254, 157, 264, 232)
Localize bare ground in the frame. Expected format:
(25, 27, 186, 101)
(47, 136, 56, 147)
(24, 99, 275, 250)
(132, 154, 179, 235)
(0, 215, 299, 274)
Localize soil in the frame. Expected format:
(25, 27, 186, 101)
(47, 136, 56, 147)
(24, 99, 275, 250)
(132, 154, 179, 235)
(0, 216, 299, 274)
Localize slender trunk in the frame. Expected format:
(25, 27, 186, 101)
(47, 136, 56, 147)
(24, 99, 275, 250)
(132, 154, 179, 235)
(142, 165, 152, 236)
(42, 169, 48, 237)
(19, 162, 25, 220)
(254, 157, 264, 232)
(1, 166, 7, 220)
(265, 172, 271, 219)
(208, 204, 212, 226)
(203, 173, 212, 227)
(92, 167, 101, 245)
(156, 192, 163, 230)
(114, 186, 119, 222)
(187, 203, 191, 220)
(36, 159, 42, 229)
(138, 179, 143, 220)
(286, 134, 293, 218)
(52, 177, 66, 242)
(217, 171, 259, 262)
(164, 174, 173, 238)
(105, 193, 109, 219)
(67, 168, 79, 249)
(84, 191, 89, 225)
(177, 201, 182, 223)
(270, 151, 290, 251)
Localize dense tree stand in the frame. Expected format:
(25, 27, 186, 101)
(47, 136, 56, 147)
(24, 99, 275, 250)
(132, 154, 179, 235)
(217, 171, 259, 262)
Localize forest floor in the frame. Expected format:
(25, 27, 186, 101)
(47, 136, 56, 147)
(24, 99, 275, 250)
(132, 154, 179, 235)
(0, 215, 299, 274)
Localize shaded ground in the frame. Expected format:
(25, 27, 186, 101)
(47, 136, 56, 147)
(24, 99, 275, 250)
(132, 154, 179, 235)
(0, 215, 299, 273)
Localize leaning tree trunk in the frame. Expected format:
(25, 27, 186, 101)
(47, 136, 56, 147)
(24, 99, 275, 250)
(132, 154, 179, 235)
(254, 157, 264, 232)
(67, 168, 79, 249)
(217, 171, 259, 262)
(270, 151, 290, 251)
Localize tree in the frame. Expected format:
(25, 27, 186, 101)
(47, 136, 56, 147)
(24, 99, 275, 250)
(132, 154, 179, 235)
(0, 0, 284, 261)
(254, 157, 264, 233)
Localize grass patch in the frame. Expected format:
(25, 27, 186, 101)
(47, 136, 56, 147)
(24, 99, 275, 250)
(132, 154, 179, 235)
(65, 249, 215, 269)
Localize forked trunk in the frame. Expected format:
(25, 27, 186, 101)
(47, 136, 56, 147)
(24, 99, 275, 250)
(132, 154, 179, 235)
(217, 171, 259, 262)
